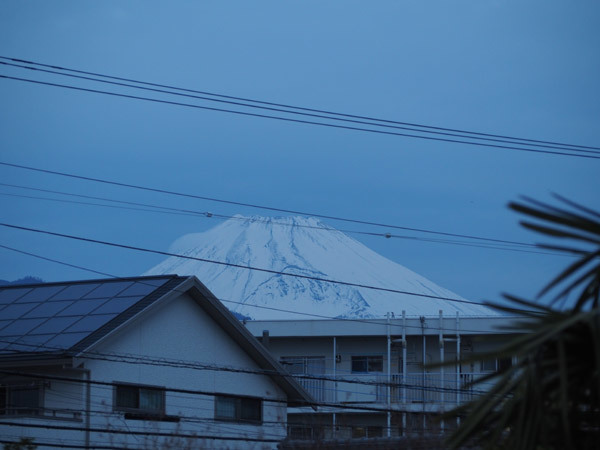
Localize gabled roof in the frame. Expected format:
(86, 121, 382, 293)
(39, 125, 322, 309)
(0, 275, 182, 356)
(0, 275, 313, 406)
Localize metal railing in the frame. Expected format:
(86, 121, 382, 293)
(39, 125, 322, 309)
(294, 372, 494, 406)
(0, 406, 82, 420)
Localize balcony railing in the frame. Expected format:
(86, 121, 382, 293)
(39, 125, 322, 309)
(294, 372, 494, 406)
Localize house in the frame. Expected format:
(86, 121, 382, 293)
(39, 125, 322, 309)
(0, 275, 313, 449)
(244, 311, 521, 441)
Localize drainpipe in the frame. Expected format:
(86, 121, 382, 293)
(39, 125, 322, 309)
(386, 313, 391, 438)
(420, 316, 425, 406)
(72, 366, 91, 449)
(332, 336, 336, 439)
(85, 369, 90, 449)
(402, 311, 407, 434)
(439, 310, 444, 432)
(262, 330, 270, 349)
(420, 316, 426, 429)
(456, 312, 461, 427)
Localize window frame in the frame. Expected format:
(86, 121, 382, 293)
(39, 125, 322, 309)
(214, 394, 263, 424)
(288, 425, 314, 440)
(480, 358, 497, 373)
(280, 356, 326, 375)
(352, 425, 384, 439)
(0, 381, 44, 416)
(351, 355, 384, 373)
(113, 382, 166, 417)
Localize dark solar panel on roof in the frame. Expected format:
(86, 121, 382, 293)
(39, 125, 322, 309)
(1, 318, 46, 335)
(0, 275, 183, 356)
(15, 285, 66, 303)
(83, 281, 134, 299)
(57, 298, 110, 316)
(94, 296, 144, 315)
(24, 301, 74, 318)
(117, 279, 169, 297)
(45, 332, 91, 350)
(0, 336, 19, 352)
(0, 287, 32, 304)
(31, 316, 81, 335)
(2, 334, 54, 353)
(65, 314, 118, 333)
(1, 303, 37, 319)
(51, 283, 100, 301)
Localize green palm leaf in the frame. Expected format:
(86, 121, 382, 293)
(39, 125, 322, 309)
(441, 196, 600, 449)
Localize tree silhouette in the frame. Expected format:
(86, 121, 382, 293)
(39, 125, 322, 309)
(444, 195, 600, 450)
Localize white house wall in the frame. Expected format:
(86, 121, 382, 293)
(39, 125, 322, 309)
(0, 367, 87, 448)
(2, 292, 288, 450)
(85, 292, 287, 449)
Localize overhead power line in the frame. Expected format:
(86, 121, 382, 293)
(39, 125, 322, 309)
(2, 59, 599, 157)
(0, 161, 553, 249)
(0, 368, 469, 417)
(1, 350, 491, 406)
(0, 184, 572, 257)
(0, 222, 506, 308)
(0, 420, 280, 444)
(0, 439, 132, 450)
(2, 55, 598, 153)
(0, 243, 538, 332)
(1, 74, 599, 160)
(0, 244, 534, 326)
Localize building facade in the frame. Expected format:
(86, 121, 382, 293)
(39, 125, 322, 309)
(245, 311, 520, 440)
(0, 276, 312, 449)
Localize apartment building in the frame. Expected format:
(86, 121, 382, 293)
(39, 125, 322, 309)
(246, 311, 519, 440)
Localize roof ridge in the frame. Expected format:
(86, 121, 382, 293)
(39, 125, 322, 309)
(0, 274, 182, 289)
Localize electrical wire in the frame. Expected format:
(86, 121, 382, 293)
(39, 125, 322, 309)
(0, 420, 281, 444)
(1, 73, 599, 160)
(41, 373, 458, 436)
(0, 346, 480, 397)
(0, 439, 133, 450)
(0, 161, 560, 249)
(0, 188, 573, 258)
(2, 59, 599, 156)
(0, 366, 492, 412)
(0, 242, 539, 329)
(0, 222, 508, 308)
(0, 181, 571, 256)
(2, 55, 598, 153)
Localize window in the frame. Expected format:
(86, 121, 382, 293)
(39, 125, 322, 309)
(0, 382, 43, 415)
(480, 359, 496, 372)
(498, 357, 512, 372)
(114, 383, 165, 415)
(215, 395, 262, 424)
(280, 356, 325, 375)
(480, 357, 512, 373)
(352, 426, 383, 439)
(351, 356, 383, 373)
(288, 425, 314, 440)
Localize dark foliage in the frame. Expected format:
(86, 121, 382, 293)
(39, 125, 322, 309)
(443, 195, 600, 449)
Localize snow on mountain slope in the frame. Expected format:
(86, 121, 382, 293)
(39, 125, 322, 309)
(144, 215, 498, 319)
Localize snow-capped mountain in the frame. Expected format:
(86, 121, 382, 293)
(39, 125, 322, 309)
(144, 215, 497, 319)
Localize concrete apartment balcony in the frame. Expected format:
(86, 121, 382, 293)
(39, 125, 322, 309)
(293, 372, 493, 410)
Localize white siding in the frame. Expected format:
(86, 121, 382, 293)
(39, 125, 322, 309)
(1, 292, 288, 449)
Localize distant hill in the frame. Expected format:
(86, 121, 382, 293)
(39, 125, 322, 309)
(0, 276, 44, 286)
(144, 215, 498, 320)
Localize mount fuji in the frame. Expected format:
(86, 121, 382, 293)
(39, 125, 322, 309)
(144, 215, 497, 320)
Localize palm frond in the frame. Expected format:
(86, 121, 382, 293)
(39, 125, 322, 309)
(441, 196, 600, 449)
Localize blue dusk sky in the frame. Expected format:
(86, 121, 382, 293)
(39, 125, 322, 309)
(0, 1, 598, 309)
